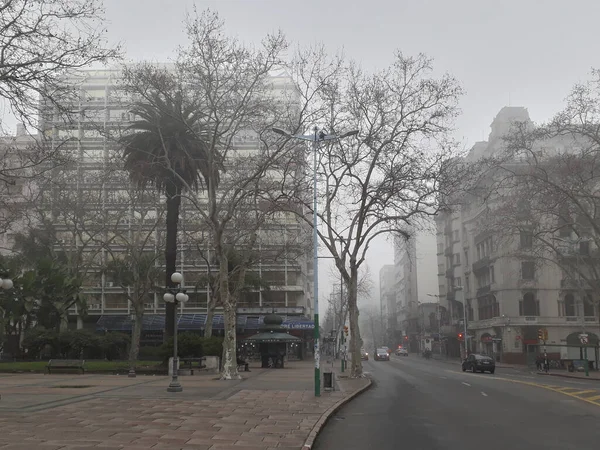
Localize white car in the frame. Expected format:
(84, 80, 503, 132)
(396, 348, 408, 356)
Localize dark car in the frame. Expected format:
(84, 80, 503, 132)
(462, 354, 495, 374)
(374, 348, 390, 361)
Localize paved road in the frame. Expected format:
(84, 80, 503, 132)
(314, 355, 600, 450)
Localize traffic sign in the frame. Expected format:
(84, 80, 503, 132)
(580, 334, 589, 345)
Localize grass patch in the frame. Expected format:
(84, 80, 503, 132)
(0, 360, 163, 372)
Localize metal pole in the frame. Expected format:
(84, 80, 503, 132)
(313, 126, 321, 398)
(167, 300, 182, 392)
(463, 299, 468, 358)
(341, 273, 345, 372)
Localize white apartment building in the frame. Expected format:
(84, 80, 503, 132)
(436, 106, 600, 364)
(379, 264, 396, 345)
(30, 68, 314, 340)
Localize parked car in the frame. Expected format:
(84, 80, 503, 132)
(361, 349, 369, 361)
(374, 348, 390, 361)
(396, 347, 408, 356)
(462, 354, 495, 374)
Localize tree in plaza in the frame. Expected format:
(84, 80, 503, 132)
(277, 52, 463, 378)
(119, 74, 211, 339)
(478, 70, 600, 320)
(101, 189, 165, 376)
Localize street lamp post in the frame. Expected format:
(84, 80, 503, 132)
(272, 126, 358, 397)
(163, 272, 189, 393)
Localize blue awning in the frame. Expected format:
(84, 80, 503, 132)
(96, 314, 314, 332)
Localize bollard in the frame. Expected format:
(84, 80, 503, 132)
(323, 371, 334, 391)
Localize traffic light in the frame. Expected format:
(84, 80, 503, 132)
(538, 329, 543, 340)
(458, 332, 464, 341)
(543, 329, 549, 341)
(343, 325, 349, 337)
(404, 336, 409, 341)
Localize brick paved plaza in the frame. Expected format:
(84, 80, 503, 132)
(0, 361, 368, 450)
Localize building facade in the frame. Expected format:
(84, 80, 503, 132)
(379, 264, 396, 346)
(436, 106, 600, 364)
(30, 68, 314, 340)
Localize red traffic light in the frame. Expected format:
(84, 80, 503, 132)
(404, 336, 409, 340)
(458, 333, 464, 341)
(398, 345, 402, 348)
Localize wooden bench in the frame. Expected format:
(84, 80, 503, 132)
(46, 359, 85, 374)
(180, 357, 205, 375)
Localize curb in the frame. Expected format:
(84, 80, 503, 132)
(302, 376, 373, 450)
(537, 372, 600, 381)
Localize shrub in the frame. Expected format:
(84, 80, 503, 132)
(99, 332, 130, 360)
(22, 328, 59, 359)
(159, 332, 204, 363)
(201, 337, 223, 357)
(58, 330, 100, 358)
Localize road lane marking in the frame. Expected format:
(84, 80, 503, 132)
(442, 369, 600, 407)
(439, 376, 447, 380)
(462, 382, 471, 387)
(481, 391, 488, 397)
(568, 390, 597, 395)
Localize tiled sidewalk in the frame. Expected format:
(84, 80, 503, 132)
(0, 361, 370, 450)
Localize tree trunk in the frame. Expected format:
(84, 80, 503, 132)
(128, 306, 143, 376)
(218, 251, 240, 380)
(348, 265, 364, 378)
(204, 294, 217, 338)
(164, 182, 181, 339)
(59, 310, 69, 332)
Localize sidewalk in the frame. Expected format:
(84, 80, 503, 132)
(0, 360, 370, 450)
(536, 369, 600, 381)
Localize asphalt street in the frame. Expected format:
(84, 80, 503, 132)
(314, 354, 600, 450)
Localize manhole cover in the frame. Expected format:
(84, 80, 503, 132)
(52, 385, 93, 389)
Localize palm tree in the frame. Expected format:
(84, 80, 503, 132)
(120, 91, 211, 338)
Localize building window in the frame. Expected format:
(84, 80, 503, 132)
(564, 294, 576, 316)
(584, 294, 595, 317)
(520, 230, 533, 249)
(454, 277, 462, 288)
(464, 250, 469, 266)
(437, 243, 444, 254)
(453, 230, 460, 242)
(580, 240, 590, 256)
(519, 292, 539, 316)
(490, 266, 495, 284)
(453, 253, 461, 265)
(478, 294, 499, 320)
(465, 275, 470, 292)
(438, 264, 444, 275)
(521, 261, 535, 280)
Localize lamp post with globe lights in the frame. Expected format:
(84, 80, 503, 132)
(163, 271, 189, 393)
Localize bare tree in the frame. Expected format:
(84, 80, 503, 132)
(0, 0, 120, 125)
(278, 52, 462, 377)
(478, 71, 600, 320)
(101, 187, 165, 377)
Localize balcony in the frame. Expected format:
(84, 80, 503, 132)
(560, 279, 587, 289)
(517, 278, 536, 289)
(468, 316, 600, 330)
(445, 268, 454, 279)
(472, 256, 490, 273)
(445, 247, 453, 257)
